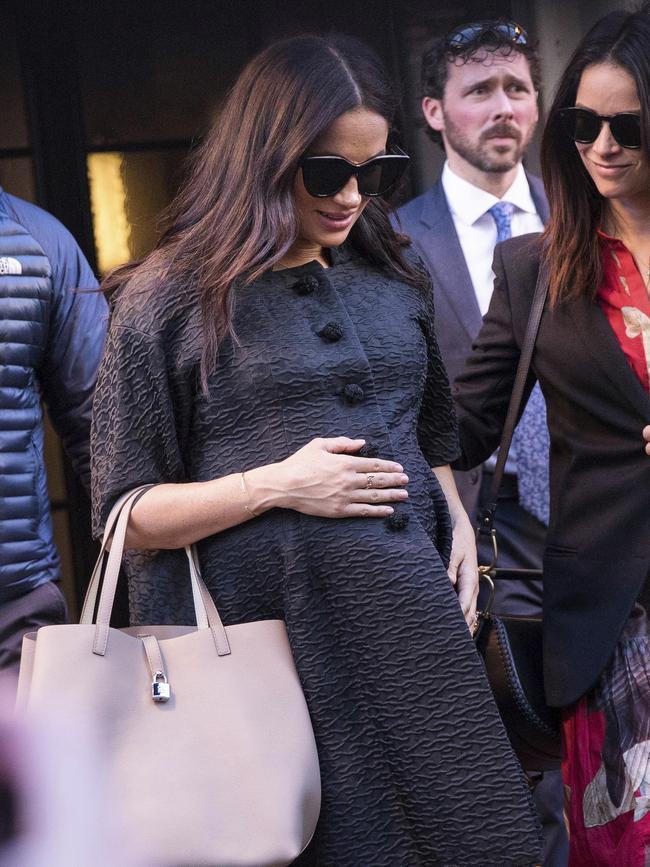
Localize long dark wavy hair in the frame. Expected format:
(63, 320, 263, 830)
(103, 33, 424, 388)
(541, 5, 650, 306)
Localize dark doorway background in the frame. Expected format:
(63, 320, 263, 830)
(2, 0, 532, 615)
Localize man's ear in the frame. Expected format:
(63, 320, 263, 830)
(422, 96, 445, 133)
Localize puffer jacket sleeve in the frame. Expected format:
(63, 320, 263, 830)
(90, 323, 186, 537)
(35, 221, 107, 491)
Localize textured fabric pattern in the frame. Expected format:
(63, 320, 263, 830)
(92, 244, 541, 865)
(0, 189, 105, 602)
(489, 202, 551, 525)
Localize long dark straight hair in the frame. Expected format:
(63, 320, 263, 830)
(540, 5, 650, 306)
(103, 33, 423, 388)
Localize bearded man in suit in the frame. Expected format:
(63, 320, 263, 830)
(396, 20, 567, 867)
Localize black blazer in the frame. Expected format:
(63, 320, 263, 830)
(454, 233, 650, 707)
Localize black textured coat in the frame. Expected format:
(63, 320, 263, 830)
(454, 234, 650, 708)
(92, 244, 541, 866)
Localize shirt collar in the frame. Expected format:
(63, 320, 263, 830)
(596, 227, 626, 249)
(441, 162, 538, 226)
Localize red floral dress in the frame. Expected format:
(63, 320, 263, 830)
(562, 232, 650, 866)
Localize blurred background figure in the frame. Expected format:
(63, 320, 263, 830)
(0, 684, 140, 867)
(396, 18, 567, 867)
(0, 188, 106, 674)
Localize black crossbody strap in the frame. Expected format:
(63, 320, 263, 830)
(477, 258, 550, 535)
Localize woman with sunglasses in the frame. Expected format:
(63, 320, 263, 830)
(454, 7, 650, 864)
(91, 32, 540, 867)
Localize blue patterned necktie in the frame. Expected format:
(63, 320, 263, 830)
(488, 202, 551, 526)
(489, 201, 515, 244)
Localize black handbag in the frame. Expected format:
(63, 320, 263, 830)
(473, 262, 562, 773)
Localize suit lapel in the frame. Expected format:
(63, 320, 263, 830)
(415, 182, 483, 341)
(527, 172, 550, 225)
(567, 295, 650, 416)
(525, 175, 648, 414)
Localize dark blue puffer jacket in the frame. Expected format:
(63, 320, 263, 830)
(0, 188, 107, 604)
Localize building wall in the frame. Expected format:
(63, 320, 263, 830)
(533, 0, 639, 112)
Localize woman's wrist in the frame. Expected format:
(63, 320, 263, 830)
(449, 501, 473, 530)
(241, 463, 288, 514)
(239, 471, 260, 517)
(431, 465, 471, 529)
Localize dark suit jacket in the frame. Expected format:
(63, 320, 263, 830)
(396, 174, 549, 520)
(454, 234, 650, 707)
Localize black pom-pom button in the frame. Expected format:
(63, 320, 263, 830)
(343, 383, 364, 404)
(358, 441, 379, 458)
(386, 513, 410, 531)
(318, 322, 344, 342)
(293, 275, 319, 295)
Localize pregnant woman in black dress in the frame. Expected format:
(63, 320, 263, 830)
(91, 33, 540, 866)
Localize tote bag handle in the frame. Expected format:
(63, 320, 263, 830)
(80, 485, 231, 658)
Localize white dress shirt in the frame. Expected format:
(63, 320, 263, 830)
(442, 162, 544, 315)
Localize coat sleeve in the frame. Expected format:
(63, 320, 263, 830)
(38, 231, 107, 491)
(417, 272, 461, 467)
(90, 323, 187, 537)
(453, 243, 536, 470)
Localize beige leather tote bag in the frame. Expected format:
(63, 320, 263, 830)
(16, 486, 321, 867)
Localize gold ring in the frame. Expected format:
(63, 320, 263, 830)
(365, 473, 375, 489)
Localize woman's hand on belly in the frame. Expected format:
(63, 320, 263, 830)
(124, 438, 408, 550)
(247, 437, 409, 519)
(644, 424, 650, 456)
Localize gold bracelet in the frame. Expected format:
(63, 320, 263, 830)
(240, 471, 259, 518)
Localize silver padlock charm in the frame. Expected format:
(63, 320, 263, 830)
(152, 671, 170, 703)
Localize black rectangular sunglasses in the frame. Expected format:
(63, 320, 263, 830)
(558, 106, 642, 149)
(299, 149, 410, 198)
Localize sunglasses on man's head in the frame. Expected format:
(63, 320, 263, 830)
(299, 150, 410, 198)
(445, 20, 528, 52)
(557, 107, 642, 150)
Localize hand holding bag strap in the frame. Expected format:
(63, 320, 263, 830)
(82, 486, 231, 658)
(478, 260, 550, 535)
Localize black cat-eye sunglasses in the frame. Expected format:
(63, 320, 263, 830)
(299, 149, 410, 198)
